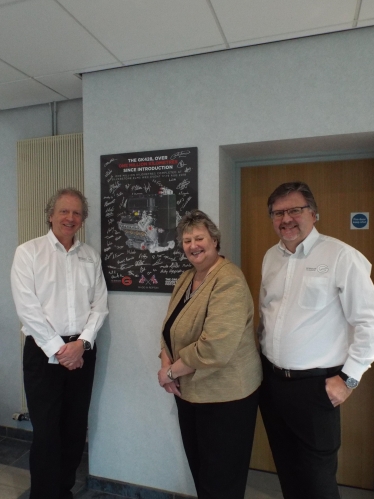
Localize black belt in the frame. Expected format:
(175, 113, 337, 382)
(61, 335, 80, 343)
(262, 355, 342, 379)
(26, 335, 80, 344)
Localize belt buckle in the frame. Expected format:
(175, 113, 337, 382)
(273, 363, 291, 378)
(68, 335, 77, 342)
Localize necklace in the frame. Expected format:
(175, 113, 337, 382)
(184, 274, 206, 302)
(184, 256, 221, 303)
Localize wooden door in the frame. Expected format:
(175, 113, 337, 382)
(241, 159, 374, 489)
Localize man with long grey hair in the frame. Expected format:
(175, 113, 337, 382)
(11, 187, 108, 499)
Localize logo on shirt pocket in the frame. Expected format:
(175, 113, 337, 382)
(317, 264, 329, 274)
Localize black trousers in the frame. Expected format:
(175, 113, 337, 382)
(175, 389, 259, 499)
(259, 357, 341, 499)
(23, 336, 96, 499)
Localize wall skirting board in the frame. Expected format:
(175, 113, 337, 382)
(0, 426, 33, 441)
(0, 427, 195, 498)
(87, 475, 196, 499)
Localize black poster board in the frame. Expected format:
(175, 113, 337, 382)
(100, 147, 198, 292)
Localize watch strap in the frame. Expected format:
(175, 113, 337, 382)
(338, 371, 359, 389)
(166, 367, 176, 381)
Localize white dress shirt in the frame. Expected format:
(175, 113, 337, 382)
(259, 227, 374, 381)
(11, 230, 108, 363)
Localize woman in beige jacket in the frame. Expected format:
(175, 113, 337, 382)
(158, 210, 262, 499)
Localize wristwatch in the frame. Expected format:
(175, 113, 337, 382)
(80, 339, 91, 351)
(338, 371, 359, 389)
(166, 367, 176, 381)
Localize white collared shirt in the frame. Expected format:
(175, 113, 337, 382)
(11, 230, 108, 363)
(259, 227, 374, 381)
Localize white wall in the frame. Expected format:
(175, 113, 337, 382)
(0, 100, 83, 430)
(83, 27, 374, 495)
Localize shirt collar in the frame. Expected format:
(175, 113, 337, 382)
(47, 229, 81, 252)
(277, 226, 319, 256)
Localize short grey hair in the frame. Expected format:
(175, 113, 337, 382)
(267, 181, 318, 216)
(177, 209, 221, 251)
(45, 188, 88, 228)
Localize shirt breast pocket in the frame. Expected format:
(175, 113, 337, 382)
(79, 262, 95, 289)
(298, 276, 329, 310)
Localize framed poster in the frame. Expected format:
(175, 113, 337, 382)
(101, 147, 198, 292)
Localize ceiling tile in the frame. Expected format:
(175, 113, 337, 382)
(356, 20, 374, 28)
(211, 0, 357, 44)
(0, 0, 23, 4)
(0, 0, 119, 76)
(35, 71, 82, 99)
(357, 0, 374, 27)
(0, 78, 65, 110)
(0, 0, 370, 110)
(0, 59, 28, 83)
(75, 61, 125, 74)
(57, 0, 226, 63)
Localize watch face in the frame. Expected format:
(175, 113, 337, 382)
(83, 340, 91, 350)
(346, 377, 358, 389)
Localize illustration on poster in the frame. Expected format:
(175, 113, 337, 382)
(101, 148, 198, 293)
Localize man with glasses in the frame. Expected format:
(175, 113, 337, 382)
(258, 181, 374, 499)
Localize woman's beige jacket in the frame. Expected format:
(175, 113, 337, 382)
(161, 258, 262, 403)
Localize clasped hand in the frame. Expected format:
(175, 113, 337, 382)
(158, 366, 181, 396)
(56, 342, 84, 370)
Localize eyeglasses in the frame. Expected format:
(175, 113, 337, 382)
(270, 205, 310, 219)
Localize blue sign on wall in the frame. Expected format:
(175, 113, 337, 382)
(350, 212, 369, 230)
